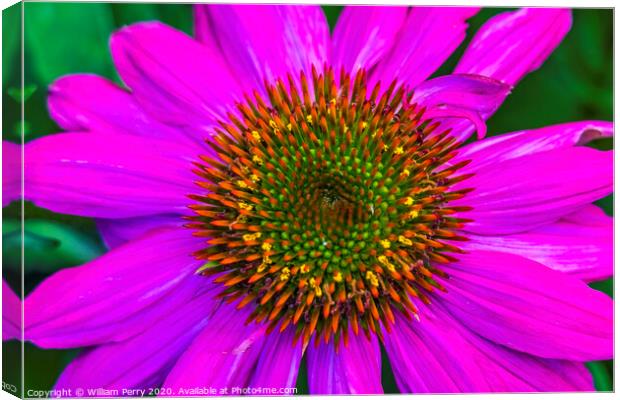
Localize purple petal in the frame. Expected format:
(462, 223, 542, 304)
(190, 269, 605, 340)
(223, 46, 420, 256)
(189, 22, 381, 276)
(96, 214, 181, 249)
(307, 331, 382, 394)
(413, 74, 511, 141)
(3, 141, 20, 207)
(25, 227, 206, 348)
(460, 327, 595, 392)
(163, 304, 267, 392)
(455, 8, 572, 85)
(372, 7, 479, 88)
(456, 120, 613, 174)
(193, 5, 329, 91)
(249, 327, 303, 390)
(47, 74, 196, 145)
(454, 146, 612, 234)
(54, 289, 217, 393)
(25, 132, 197, 218)
(437, 250, 613, 361)
(3, 280, 20, 341)
(331, 6, 407, 73)
(110, 22, 242, 136)
(462, 206, 612, 282)
(405, 303, 594, 392)
(383, 312, 490, 393)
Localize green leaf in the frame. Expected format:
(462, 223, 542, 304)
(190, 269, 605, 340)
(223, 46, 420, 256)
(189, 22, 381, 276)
(7, 83, 37, 103)
(24, 3, 115, 85)
(321, 5, 343, 32)
(2, 3, 21, 86)
(110, 3, 159, 26)
(3, 218, 105, 273)
(587, 361, 613, 391)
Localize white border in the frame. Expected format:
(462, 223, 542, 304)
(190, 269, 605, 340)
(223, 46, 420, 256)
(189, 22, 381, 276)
(0, 1, 616, 400)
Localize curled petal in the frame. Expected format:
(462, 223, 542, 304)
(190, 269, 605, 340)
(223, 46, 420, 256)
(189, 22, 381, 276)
(413, 74, 511, 141)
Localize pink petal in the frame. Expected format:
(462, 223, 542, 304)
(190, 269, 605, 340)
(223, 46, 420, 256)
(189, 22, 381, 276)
(24, 227, 206, 348)
(3, 280, 20, 341)
(3, 141, 20, 207)
(383, 312, 490, 393)
(163, 304, 267, 392)
(455, 8, 572, 85)
(372, 7, 479, 88)
(413, 74, 511, 142)
(25, 132, 197, 218)
(54, 289, 217, 393)
(402, 303, 594, 392)
(110, 22, 242, 136)
(331, 6, 407, 73)
(437, 250, 613, 361)
(307, 331, 382, 394)
(456, 120, 613, 174)
(47, 74, 196, 145)
(249, 327, 303, 390)
(462, 329, 595, 392)
(454, 146, 612, 234)
(96, 214, 181, 249)
(462, 206, 612, 282)
(193, 5, 329, 91)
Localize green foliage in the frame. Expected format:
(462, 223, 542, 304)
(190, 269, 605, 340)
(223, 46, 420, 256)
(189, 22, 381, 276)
(24, 3, 116, 85)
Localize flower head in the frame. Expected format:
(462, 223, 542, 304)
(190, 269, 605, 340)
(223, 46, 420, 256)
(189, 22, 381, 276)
(16, 5, 612, 395)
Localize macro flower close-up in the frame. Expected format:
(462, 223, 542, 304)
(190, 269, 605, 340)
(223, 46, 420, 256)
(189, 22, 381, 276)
(2, 3, 614, 396)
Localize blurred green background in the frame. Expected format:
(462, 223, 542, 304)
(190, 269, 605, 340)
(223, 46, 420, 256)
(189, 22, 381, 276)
(2, 3, 613, 395)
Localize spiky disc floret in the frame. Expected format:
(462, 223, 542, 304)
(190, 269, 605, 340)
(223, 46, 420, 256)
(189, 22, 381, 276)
(187, 66, 473, 348)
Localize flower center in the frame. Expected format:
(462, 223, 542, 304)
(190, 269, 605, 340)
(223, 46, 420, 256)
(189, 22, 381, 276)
(188, 67, 472, 348)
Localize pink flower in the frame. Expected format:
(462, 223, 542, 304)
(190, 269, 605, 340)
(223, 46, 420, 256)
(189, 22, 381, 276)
(14, 5, 612, 394)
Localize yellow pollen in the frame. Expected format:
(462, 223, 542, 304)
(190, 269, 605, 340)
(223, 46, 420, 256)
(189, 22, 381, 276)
(306, 115, 313, 124)
(269, 120, 277, 129)
(380, 239, 391, 249)
(394, 146, 404, 155)
(261, 242, 272, 252)
(383, 144, 389, 151)
(252, 155, 264, 165)
(251, 130, 261, 141)
(250, 174, 260, 182)
(257, 263, 267, 273)
(378, 255, 396, 272)
(238, 202, 253, 211)
(408, 210, 419, 219)
(361, 121, 368, 129)
(300, 264, 310, 274)
(404, 197, 414, 206)
(280, 267, 291, 281)
(365, 271, 379, 287)
(329, 98, 337, 106)
(398, 235, 413, 246)
(286, 123, 292, 131)
(309, 277, 322, 296)
(333, 271, 343, 282)
(242, 233, 257, 241)
(401, 168, 410, 177)
(236, 180, 248, 188)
